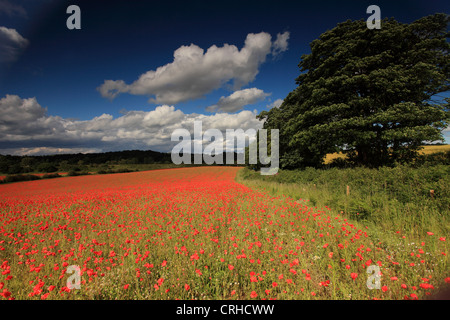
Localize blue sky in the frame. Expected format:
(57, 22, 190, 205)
(0, 0, 448, 155)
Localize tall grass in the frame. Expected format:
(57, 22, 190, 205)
(236, 165, 449, 299)
(236, 165, 449, 237)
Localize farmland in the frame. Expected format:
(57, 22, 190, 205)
(0, 166, 448, 300)
(324, 145, 450, 164)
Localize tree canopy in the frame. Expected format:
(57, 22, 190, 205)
(258, 13, 449, 168)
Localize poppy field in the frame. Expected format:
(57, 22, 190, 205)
(0, 166, 448, 300)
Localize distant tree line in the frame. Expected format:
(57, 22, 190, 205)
(0, 150, 172, 174)
(0, 150, 244, 174)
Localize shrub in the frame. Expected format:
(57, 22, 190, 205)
(1, 174, 40, 184)
(42, 173, 61, 179)
(67, 171, 90, 177)
(37, 163, 58, 173)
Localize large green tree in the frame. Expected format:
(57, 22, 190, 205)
(258, 14, 449, 168)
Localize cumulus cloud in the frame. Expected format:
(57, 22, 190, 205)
(0, 26, 29, 63)
(206, 88, 270, 113)
(266, 98, 284, 109)
(0, 95, 264, 155)
(272, 31, 290, 56)
(98, 31, 288, 105)
(0, 94, 45, 123)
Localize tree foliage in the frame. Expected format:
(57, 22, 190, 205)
(259, 14, 450, 168)
(0, 150, 173, 174)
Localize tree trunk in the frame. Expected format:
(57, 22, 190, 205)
(356, 146, 369, 166)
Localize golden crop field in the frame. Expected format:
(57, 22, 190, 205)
(324, 145, 450, 164)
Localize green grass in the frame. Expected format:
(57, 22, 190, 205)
(236, 165, 449, 299)
(236, 165, 449, 238)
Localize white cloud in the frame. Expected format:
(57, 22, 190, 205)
(0, 95, 264, 155)
(206, 88, 270, 113)
(0, 94, 45, 123)
(0, 26, 29, 62)
(272, 31, 290, 56)
(96, 80, 127, 101)
(267, 98, 284, 109)
(98, 31, 288, 105)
